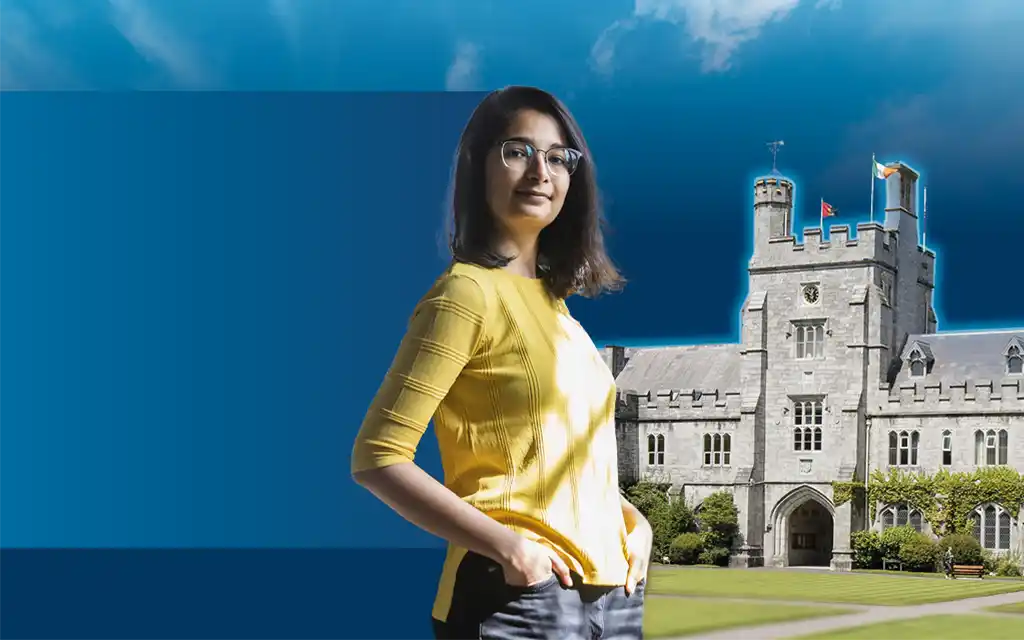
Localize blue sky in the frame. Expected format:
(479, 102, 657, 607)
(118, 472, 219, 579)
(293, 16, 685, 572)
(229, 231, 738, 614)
(3, 0, 1022, 341)
(2, 1, 1024, 552)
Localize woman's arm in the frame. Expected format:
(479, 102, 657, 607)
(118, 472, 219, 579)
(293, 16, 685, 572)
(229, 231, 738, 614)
(353, 462, 523, 566)
(351, 272, 570, 584)
(620, 494, 649, 533)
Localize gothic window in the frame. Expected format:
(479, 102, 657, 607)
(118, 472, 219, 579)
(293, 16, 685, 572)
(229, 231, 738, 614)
(795, 322, 825, 359)
(888, 430, 919, 466)
(702, 433, 731, 467)
(879, 504, 924, 533)
(793, 427, 823, 452)
(647, 433, 665, 466)
(1008, 345, 1023, 375)
(974, 429, 1008, 466)
(942, 430, 952, 466)
(971, 504, 1013, 550)
(907, 348, 927, 378)
(793, 399, 824, 427)
(900, 178, 912, 210)
(792, 399, 824, 452)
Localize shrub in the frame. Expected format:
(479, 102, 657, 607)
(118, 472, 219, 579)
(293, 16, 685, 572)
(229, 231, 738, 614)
(938, 533, 983, 566)
(622, 483, 698, 561)
(645, 501, 674, 560)
(698, 491, 740, 550)
(623, 482, 671, 517)
(666, 496, 696, 537)
(623, 483, 673, 559)
(669, 532, 704, 565)
(899, 533, 939, 572)
(880, 526, 918, 561)
(850, 530, 883, 569)
(982, 551, 999, 574)
(995, 553, 1023, 577)
(698, 546, 731, 567)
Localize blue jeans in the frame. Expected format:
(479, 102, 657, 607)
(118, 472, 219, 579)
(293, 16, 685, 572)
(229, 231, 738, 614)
(432, 551, 645, 640)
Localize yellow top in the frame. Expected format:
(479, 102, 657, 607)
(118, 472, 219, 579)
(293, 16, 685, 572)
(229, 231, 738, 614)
(351, 261, 629, 622)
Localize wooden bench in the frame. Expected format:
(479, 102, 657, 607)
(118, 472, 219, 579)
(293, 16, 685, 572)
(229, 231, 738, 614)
(952, 564, 985, 579)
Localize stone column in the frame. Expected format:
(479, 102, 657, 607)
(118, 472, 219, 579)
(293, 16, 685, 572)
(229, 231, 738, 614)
(830, 501, 853, 571)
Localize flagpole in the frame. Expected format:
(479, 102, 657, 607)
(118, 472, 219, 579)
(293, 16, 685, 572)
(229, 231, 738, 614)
(820, 197, 824, 231)
(870, 153, 876, 223)
(922, 186, 928, 251)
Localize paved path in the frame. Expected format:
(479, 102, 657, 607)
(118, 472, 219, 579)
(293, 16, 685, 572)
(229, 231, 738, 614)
(662, 589, 1024, 640)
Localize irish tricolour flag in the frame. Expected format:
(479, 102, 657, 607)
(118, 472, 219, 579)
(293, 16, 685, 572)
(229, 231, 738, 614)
(873, 158, 898, 180)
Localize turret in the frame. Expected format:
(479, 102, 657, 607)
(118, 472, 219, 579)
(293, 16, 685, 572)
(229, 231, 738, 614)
(883, 162, 920, 243)
(753, 176, 794, 253)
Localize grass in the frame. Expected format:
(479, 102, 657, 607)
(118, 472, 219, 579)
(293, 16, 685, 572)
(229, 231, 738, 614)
(644, 597, 855, 639)
(986, 600, 1024, 614)
(648, 567, 1024, 606)
(854, 568, 1023, 582)
(790, 614, 1024, 639)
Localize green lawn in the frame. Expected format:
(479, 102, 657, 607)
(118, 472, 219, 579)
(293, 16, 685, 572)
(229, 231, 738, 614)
(644, 597, 855, 639)
(854, 569, 1023, 582)
(648, 567, 1024, 606)
(791, 614, 1024, 639)
(986, 601, 1024, 614)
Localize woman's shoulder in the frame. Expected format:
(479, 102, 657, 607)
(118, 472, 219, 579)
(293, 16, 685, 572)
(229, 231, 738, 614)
(423, 261, 498, 310)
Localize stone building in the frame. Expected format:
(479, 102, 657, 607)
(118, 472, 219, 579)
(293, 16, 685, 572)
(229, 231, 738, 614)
(603, 163, 1024, 570)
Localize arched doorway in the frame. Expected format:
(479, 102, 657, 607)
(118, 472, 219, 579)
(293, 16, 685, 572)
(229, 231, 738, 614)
(770, 486, 835, 567)
(787, 500, 834, 566)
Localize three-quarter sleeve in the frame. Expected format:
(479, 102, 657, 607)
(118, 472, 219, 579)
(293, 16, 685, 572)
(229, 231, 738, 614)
(351, 273, 487, 474)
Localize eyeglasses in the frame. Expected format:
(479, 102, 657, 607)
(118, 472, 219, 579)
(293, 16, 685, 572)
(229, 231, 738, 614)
(499, 140, 582, 177)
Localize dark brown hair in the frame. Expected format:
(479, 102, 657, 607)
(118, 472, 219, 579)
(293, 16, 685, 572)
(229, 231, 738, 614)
(446, 85, 624, 299)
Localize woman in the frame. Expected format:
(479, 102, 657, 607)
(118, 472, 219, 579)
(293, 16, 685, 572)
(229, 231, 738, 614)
(351, 85, 651, 640)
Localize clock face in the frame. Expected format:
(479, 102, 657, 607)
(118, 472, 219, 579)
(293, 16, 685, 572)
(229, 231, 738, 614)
(803, 285, 819, 304)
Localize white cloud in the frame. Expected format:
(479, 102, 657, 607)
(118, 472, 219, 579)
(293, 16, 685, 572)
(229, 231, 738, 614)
(107, 0, 214, 89)
(0, 7, 82, 90)
(592, 0, 815, 75)
(445, 41, 480, 91)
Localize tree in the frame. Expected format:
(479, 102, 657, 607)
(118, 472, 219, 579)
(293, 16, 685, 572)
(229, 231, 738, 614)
(697, 491, 740, 550)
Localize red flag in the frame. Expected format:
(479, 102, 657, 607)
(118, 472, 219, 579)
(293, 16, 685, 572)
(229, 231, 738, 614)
(821, 201, 837, 217)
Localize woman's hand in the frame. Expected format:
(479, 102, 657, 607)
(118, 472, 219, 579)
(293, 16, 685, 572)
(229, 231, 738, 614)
(500, 537, 573, 588)
(624, 520, 653, 595)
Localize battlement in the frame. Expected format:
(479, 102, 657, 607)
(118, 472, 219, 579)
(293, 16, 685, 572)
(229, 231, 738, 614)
(616, 387, 743, 421)
(754, 177, 793, 207)
(751, 222, 898, 271)
(879, 377, 1024, 413)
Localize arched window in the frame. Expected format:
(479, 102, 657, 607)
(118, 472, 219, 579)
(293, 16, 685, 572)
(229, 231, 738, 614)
(793, 399, 824, 427)
(702, 432, 731, 467)
(1007, 344, 1023, 375)
(908, 348, 927, 378)
(971, 504, 1013, 550)
(793, 427, 823, 452)
(888, 430, 919, 466)
(795, 323, 825, 359)
(942, 430, 952, 466)
(878, 504, 924, 533)
(647, 433, 665, 466)
(975, 429, 1008, 466)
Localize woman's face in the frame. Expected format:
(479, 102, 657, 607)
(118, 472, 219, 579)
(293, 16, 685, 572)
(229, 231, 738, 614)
(484, 109, 576, 238)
